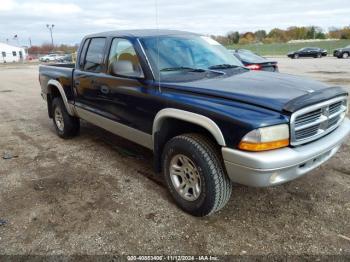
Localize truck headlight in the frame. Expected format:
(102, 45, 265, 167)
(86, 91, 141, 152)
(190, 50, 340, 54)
(239, 124, 289, 151)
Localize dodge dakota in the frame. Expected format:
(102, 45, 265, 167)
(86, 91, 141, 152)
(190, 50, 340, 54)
(39, 30, 350, 216)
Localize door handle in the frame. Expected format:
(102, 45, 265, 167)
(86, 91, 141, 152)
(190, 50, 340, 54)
(75, 80, 80, 87)
(91, 79, 102, 86)
(100, 85, 110, 94)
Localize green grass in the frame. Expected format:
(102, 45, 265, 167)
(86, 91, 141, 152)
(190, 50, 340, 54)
(226, 40, 350, 56)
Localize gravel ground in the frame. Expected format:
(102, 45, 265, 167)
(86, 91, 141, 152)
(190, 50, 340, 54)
(0, 57, 349, 257)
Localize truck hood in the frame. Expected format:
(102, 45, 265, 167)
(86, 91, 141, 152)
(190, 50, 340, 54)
(162, 71, 346, 113)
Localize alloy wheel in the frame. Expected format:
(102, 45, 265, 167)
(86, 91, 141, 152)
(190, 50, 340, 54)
(54, 107, 64, 132)
(169, 154, 201, 201)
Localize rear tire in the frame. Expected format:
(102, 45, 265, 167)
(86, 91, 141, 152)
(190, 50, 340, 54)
(52, 97, 80, 138)
(162, 133, 232, 216)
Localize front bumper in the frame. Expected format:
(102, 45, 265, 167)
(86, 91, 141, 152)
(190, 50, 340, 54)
(222, 118, 350, 187)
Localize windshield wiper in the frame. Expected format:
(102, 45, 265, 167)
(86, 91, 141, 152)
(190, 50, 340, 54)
(208, 64, 241, 70)
(160, 66, 226, 75)
(160, 67, 206, 72)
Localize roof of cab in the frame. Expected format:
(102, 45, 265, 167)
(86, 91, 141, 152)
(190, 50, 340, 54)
(84, 29, 198, 39)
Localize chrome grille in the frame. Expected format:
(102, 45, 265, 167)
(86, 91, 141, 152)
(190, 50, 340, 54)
(290, 96, 348, 146)
(295, 125, 319, 140)
(294, 108, 322, 127)
(329, 101, 342, 115)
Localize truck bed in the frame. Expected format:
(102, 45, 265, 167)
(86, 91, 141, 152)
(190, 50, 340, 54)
(39, 63, 75, 102)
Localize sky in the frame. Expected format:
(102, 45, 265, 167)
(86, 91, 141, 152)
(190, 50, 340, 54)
(0, 0, 349, 46)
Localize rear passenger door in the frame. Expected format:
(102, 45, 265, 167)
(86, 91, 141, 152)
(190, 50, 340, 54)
(73, 37, 108, 112)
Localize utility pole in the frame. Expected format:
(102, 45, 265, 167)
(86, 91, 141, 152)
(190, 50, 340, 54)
(46, 24, 55, 50)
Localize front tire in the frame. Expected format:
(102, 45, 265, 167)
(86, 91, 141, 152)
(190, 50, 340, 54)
(342, 52, 349, 59)
(294, 54, 299, 59)
(162, 134, 232, 216)
(52, 97, 80, 138)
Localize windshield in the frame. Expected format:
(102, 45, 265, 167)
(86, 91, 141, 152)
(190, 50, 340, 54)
(236, 50, 266, 63)
(140, 35, 243, 81)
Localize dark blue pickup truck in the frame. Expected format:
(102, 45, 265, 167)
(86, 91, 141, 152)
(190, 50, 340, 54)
(39, 30, 350, 216)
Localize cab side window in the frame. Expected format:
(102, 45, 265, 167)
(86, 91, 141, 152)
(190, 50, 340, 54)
(84, 38, 106, 73)
(108, 38, 144, 78)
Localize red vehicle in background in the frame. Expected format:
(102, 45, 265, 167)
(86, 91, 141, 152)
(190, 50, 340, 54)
(230, 49, 279, 72)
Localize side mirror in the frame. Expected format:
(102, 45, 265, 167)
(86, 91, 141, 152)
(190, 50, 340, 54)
(111, 60, 144, 78)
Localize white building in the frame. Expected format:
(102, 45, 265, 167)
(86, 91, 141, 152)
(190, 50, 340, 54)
(0, 42, 27, 63)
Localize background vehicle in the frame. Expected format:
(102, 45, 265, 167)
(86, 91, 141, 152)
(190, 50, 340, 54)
(229, 49, 278, 72)
(39, 54, 64, 62)
(57, 54, 73, 63)
(287, 47, 327, 59)
(333, 45, 350, 59)
(26, 55, 35, 61)
(39, 30, 350, 216)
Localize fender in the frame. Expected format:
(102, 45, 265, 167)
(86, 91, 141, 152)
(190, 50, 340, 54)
(47, 79, 75, 116)
(152, 108, 226, 146)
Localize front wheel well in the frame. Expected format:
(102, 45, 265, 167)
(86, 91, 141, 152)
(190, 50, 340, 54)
(153, 118, 222, 172)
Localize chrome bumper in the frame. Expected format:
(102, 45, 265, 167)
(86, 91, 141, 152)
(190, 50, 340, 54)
(222, 118, 350, 187)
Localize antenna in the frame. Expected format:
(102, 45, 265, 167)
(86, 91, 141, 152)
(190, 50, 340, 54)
(155, 0, 161, 92)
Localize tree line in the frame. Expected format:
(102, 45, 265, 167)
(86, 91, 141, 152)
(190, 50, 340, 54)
(28, 43, 78, 55)
(212, 26, 350, 45)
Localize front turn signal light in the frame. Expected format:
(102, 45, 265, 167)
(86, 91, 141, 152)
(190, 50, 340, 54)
(239, 124, 290, 152)
(239, 139, 289, 151)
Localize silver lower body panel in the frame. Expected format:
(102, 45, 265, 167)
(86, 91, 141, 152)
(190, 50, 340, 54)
(222, 118, 350, 187)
